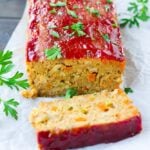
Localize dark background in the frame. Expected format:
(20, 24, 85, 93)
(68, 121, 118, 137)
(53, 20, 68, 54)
(0, 0, 26, 49)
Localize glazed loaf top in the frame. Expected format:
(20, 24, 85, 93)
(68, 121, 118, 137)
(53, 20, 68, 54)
(27, 0, 125, 62)
(30, 89, 140, 132)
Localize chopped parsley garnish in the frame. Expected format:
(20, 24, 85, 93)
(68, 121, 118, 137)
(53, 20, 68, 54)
(96, 1, 100, 5)
(50, 8, 57, 14)
(107, 0, 113, 3)
(104, 5, 110, 12)
(86, 7, 100, 17)
(67, 9, 78, 18)
(124, 87, 134, 94)
(0, 50, 29, 120)
(71, 22, 86, 36)
(50, 30, 60, 38)
(112, 22, 119, 28)
(120, 0, 150, 28)
(73, 5, 79, 9)
(63, 26, 70, 30)
(45, 46, 62, 60)
(48, 24, 57, 29)
(65, 88, 77, 99)
(50, 0, 78, 18)
(102, 34, 111, 42)
(50, 1, 66, 7)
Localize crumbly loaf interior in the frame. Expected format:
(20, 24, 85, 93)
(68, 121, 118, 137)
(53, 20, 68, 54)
(26, 59, 125, 97)
(30, 89, 140, 132)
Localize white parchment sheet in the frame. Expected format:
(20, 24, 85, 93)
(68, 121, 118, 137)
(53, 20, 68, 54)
(0, 0, 150, 149)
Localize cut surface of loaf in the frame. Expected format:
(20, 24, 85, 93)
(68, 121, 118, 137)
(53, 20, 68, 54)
(30, 89, 142, 150)
(26, 0, 126, 97)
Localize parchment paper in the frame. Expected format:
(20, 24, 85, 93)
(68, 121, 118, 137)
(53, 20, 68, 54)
(0, 0, 150, 149)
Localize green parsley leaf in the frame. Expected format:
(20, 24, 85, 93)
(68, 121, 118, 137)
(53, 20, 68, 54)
(138, 5, 150, 21)
(112, 22, 119, 28)
(50, 1, 66, 7)
(0, 50, 29, 120)
(102, 34, 111, 42)
(124, 87, 134, 94)
(104, 5, 110, 12)
(50, 30, 60, 38)
(71, 22, 86, 36)
(63, 26, 70, 30)
(0, 50, 29, 90)
(0, 98, 19, 120)
(65, 88, 77, 99)
(0, 50, 12, 65)
(86, 7, 100, 17)
(107, 0, 113, 3)
(48, 24, 57, 29)
(67, 9, 78, 18)
(120, 17, 140, 28)
(120, 0, 150, 28)
(45, 46, 62, 60)
(73, 5, 79, 9)
(90, 9, 100, 17)
(128, 2, 138, 13)
(0, 64, 14, 75)
(0, 71, 29, 91)
(96, 1, 100, 5)
(50, 8, 57, 14)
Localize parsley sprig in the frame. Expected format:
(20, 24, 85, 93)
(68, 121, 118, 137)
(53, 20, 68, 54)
(120, 0, 150, 28)
(0, 71, 29, 90)
(0, 98, 19, 120)
(0, 51, 29, 90)
(0, 50, 29, 120)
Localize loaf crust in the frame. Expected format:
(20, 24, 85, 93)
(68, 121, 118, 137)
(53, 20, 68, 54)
(37, 116, 141, 150)
(26, 0, 126, 97)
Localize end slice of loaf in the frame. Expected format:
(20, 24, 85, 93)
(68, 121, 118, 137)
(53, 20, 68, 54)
(30, 89, 142, 150)
(25, 0, 126, 97)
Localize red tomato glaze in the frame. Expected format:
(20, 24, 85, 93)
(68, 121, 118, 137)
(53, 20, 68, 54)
(37, 116, 142, 150)
(27, 0, 125, 62)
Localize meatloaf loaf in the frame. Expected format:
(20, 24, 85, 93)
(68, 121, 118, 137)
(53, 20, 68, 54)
(30, 89, 142, 150)
(26, 0, 126, 97)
